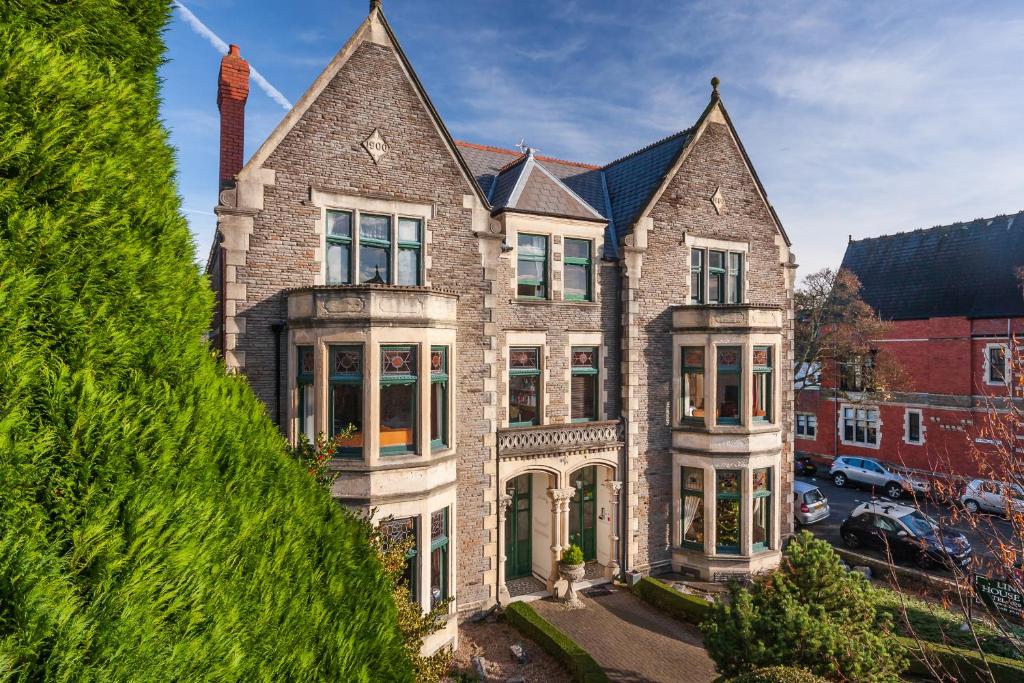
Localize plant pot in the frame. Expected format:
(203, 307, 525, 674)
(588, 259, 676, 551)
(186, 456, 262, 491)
(557, 562, 585, 609)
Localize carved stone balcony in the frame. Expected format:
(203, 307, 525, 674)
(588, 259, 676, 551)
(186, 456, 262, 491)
(497, 420, 624, 459)
(286, 284, 458, 327)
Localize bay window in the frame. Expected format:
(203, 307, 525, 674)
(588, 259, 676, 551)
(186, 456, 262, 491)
(430, 347, 449, 449)
(297, 346, 315, 445)
(716, 470, 741, 554)
(752, 468, 772, 552)
(681, 467, 704, 549)
(430, 508, 449, 606)
(681, 347, 705, 423)
(509, 347, 541, 426)
(570, 347, 599, 422)
(325, 208, 424, 286)
(752, 346, 773, 423)
(329, 345, 363, 456)
(380, 346, 417, 455)
(716, 347, 741, 425)
(517, 234, 548, 299)
(564, 238, 592, 301)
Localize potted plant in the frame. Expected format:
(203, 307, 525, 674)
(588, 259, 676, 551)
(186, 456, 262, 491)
(557, 544, 586, 608)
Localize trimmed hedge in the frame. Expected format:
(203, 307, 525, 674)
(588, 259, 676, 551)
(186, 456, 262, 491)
(631, 576, 713, 625)
(505, 602, 610, 683)
(899, 637, 1024, 683)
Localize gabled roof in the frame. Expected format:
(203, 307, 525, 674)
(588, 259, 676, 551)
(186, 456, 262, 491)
(840, 211, 1024, 320)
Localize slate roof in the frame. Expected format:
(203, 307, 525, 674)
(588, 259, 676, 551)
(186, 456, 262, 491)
(840, 211, 1024, 320)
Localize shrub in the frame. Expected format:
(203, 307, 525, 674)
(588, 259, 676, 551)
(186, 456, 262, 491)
(0, 2, 411, 680)
(561, 544, 585, 566)
(505, 602, 608, 682)
(631, 577, 713, 625)
(701, 532, 907, 681)
(729, 665, 829, 683)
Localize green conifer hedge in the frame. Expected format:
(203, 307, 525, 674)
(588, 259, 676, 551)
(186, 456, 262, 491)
(0, 2, 412, 680)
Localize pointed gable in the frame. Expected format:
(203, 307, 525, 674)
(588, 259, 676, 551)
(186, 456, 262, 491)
(512, 159, 604, 220)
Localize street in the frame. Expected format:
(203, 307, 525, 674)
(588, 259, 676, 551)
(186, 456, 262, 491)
(795, 472, 1016, 577)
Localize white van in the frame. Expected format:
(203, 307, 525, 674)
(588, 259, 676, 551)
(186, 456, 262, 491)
(794, 480, 830, 526)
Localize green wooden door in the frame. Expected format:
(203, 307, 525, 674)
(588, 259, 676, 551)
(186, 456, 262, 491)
(569, 467, 597, 561)
(505, 475, 532, 579)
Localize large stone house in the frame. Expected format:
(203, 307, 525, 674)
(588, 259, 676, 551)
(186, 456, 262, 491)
(206, 2, 796, 652)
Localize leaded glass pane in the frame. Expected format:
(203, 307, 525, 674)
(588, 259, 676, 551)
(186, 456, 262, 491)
(718, 347, 740, 369)
(572, 348, 596, 368)
(753, 347, 769, 368)
(333, 347, 361, 375)
(431, 348, 446, 375)
(299, 347, 314, 375)
(683, 467, 703, 492)
(360, 213, 391, 241)
(717, 471, 740, 495)
(431, 510, 446, 540)
(379, 516, 416, 552)
(510, 348, 539, 370)
(381, 347, 416, 376)
(683, 347, 704, 368)
(753, 468, 770, 492)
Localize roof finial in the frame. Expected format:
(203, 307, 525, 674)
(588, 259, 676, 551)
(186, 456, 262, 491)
(370, 0, 382, 13)
(710, 76, 720, 99)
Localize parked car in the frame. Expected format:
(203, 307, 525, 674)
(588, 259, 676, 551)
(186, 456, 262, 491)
(839, 500, 972, 570)
(794, 480, 830, 526)
(794, 455, 817, 477)
(829, 456, 930, 499)
(960, 479, 1024, 515)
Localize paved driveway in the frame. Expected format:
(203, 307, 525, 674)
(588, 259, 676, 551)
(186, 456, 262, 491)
(532, 587, 717, 682)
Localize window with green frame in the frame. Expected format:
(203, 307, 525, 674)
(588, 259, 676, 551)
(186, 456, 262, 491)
(752, 346, 773, 423)
(329, 345, 363, 456)
(359, 213, 391, 284)
(297, 346, 315, 445)
(509, 347, 541, 426)
(564, 238, 592, 301)
(681, 466, 705, 550)
(680, 347, 705, 424)
(430, 508, 449, 607)
(517, 233, 548, 299)
(708, 250, 726, 303)
(752, 468, 772, 552)
(380, 346, 417, 455)
(690, 249, 704, 304)
(397, 217, 422, 286)
(727, 252, 742, 304)
(570, 347, 599, 422)
(380, 516, 418, 602)
(716, 347, 741, 425)
(690, 247, 743, 304)
(716, 470, 741, 554)
(430, 346, 448, 450)
(326, 210, 353, 284)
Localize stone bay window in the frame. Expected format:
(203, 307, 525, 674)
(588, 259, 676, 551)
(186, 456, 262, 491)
(380, 346, 417, 455)
(330, 345, 363, 455)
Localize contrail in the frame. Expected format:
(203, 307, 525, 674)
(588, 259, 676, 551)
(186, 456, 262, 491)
(172, 0, 292, 111)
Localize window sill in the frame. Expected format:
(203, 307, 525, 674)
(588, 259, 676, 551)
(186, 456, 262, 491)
(795, 434, 817, 440)
(512, 298, 599, 307)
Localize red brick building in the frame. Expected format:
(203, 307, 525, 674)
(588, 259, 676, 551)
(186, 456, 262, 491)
(797, 212, 1024, 475)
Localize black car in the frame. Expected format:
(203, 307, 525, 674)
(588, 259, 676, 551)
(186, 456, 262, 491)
(839, 500, 973, 571)
(794, 455, 816, 477)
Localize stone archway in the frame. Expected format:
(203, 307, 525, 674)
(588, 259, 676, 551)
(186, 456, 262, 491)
(566, 462, 621, 580)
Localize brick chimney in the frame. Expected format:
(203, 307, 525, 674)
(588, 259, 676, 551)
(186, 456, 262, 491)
(217, 44, 249, 191)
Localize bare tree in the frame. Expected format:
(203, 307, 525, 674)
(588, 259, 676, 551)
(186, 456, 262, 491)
(794, 267, 909, 405)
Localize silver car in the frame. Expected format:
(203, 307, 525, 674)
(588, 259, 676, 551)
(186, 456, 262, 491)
(794, 480, 830, 526)
(829, 456, 930, 499)
(961, 479, 1024, 515)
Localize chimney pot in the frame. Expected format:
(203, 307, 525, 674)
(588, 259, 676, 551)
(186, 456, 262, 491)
(217, 43, 250, 192)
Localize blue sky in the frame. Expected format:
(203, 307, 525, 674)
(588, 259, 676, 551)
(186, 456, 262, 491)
(162, 0, 1024, 277)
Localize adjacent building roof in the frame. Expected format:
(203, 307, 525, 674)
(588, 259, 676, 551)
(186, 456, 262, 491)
(840, 211, 1024, 320)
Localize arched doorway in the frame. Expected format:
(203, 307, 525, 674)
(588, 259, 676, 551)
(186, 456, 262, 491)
(505, 474, 532, 579)
(568, 466, 598, 560)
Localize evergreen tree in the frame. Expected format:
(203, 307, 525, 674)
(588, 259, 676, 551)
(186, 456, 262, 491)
(701, 532, 907, 682)
(0, 2, 412, 680)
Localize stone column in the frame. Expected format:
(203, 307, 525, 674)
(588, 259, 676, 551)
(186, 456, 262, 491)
(546, 487, 576, 593)
(496, 494, 512, 604)
(603, 480, 623, 579)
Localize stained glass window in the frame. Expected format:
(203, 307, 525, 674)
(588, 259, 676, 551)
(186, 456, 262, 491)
(509, 347, 541, 426)
(681, 467, 704, 549)
(753, 346, 773, 423)
(430, 347, 448, 450)
(753, 468, 772, 552)
(380, 346, 417, 455)
(329, 346, 362, 456)
(716, 347, 741, 425)
(681, 347, 705, 423)
(380, 516, 418, 602)
(716, 470, 741, 554)
(571, 346, 598, 422)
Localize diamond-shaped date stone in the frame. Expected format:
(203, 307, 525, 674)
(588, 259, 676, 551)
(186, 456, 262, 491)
(362, 128, 389, 163)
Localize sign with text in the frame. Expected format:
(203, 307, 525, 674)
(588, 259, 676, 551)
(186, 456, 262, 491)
(976, 576, 1024, 620)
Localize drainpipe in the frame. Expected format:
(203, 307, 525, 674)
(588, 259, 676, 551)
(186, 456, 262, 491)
(271, 322, 285, 427)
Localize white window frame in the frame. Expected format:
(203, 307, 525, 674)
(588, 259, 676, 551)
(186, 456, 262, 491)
(904, 408, 924, 445)
(795, 412, 817, 439)
(839, 404, 881, 449)
(984, 343, 1009, 386)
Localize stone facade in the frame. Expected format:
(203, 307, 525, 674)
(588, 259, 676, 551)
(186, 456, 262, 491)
(206, 4, 794, 652)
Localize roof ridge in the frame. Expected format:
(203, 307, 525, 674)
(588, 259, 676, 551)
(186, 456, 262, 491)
(602, 126, 695, 170)
(455, 140, 600, 170)
(496, 153, 528, 173)
(850, 209, 1024, 243)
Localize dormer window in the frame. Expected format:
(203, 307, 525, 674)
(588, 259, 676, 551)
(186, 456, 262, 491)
(517, 234, 548, 299)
